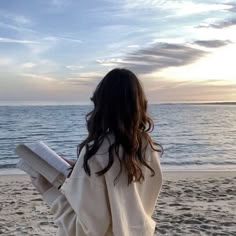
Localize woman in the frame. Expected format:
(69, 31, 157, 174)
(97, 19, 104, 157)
(31, 68, 163, 236)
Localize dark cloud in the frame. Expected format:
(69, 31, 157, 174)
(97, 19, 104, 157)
(194, 40, 231, 48)
(210, 18, 236, 28)
(96, 38, 232, 75)
(228, 2, 236, 12)
(198, 18, 236, 29)
(113, 43, 207, 74)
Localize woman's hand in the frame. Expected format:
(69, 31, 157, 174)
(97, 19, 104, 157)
(61, 156, 76, 166)
(30, 157, 76, 195)
(30, 175, 53, 195)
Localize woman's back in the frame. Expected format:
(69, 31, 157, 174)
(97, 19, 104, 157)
(100, 135, 162, 235)
(57, 134, 162, 236)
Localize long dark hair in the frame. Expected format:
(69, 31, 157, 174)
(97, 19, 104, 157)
(77, 68, 163, 185)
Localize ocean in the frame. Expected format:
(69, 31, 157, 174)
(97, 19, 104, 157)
(0, 104, 235, 173)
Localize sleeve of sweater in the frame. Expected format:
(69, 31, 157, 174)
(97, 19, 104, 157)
(42, 157, 111, 236)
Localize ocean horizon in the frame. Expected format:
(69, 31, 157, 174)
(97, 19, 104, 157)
(0, 101, 236, 106)
(0, 103, 236, 174)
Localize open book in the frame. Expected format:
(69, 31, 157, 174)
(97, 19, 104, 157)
(15, 141, 73, 189)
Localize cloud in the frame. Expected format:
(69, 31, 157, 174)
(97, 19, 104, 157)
(99, 0, 233, 21)
(0, 10, 35, 37)
(228, 2, 236, 12)
(23, 35, 82, 55)
(211, 18, 236, 28)
(65, 79, 98, 87)
(146, 79, 236, 102)
(21, 73, 57, 82)
(122, 0, 232, 16)
(21, 62, 36, 69)
(163, 2, 232, 16)
(12, 15, 30, 25)
(0, 10, 32, 38)
(198, 18, 236, 29)
(0, 10, 31, 25)
(18, 59, 59, 75)
(97, 42, 206, 74)
(64, 72, 102, 87)
(194, 40, 231, 48)
(97, 39, 233, 74)
(127, 45, 140, 48)
(0, 22, 35, 33)
(43, 36, 82, 44)
(66, 65, 84, 70)
(0, 37, 39, 44)
(0, 58, 13, 66)
(96, 58, 123, 67)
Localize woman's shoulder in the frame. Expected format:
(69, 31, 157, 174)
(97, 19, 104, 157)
(75, 135, 113, 172)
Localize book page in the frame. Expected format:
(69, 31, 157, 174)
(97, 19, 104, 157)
(16, 159, 39, 178)
(16, 144, 66, 188)
(27, 141, 72, 177)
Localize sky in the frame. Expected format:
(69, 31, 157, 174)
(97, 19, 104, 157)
(0, 0, 236, 104)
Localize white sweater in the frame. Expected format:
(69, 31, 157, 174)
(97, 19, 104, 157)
(43, 137, 162, 236)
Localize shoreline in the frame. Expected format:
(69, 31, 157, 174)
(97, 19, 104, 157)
(162, 170, 236, 180)
(1, 168, 236, 178)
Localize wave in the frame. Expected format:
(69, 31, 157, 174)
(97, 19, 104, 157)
(1, 161, 236, 170)
(0, 163, 17, 169)
(161, 161, 236, 166)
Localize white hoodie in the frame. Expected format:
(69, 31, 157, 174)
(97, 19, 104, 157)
(43, 136, 162, 236)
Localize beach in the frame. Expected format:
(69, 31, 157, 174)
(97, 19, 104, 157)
(0, 171, 235, 236)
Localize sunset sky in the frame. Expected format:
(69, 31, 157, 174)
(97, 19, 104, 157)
(0, 0, 236, 104)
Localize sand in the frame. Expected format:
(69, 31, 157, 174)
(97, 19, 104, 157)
(0, 171, 235, 236)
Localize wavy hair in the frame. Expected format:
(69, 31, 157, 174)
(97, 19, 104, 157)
(77, 68, 163, 185)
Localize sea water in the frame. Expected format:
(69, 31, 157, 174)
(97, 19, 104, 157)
(0, 104, 235, 173)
